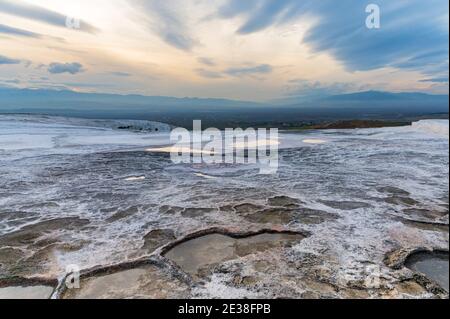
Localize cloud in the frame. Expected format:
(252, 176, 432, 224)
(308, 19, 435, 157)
(0, 23, 42, 38)
(195, 63, 273, 79)
(195, 68, 223, 79)
(110, 72, 131, 77)
(0, 54, 21, 65)
(0, 23, 64, 42)
(218, 0, 294, 33)
(134, 0, 197, 51)
(218, 0, 449, 77)
(48, 62, 84, 74)
(225, 64, 273, 77)
(419, 77, 449, 83)
(0, 0, 99, 34)
(198, 57, 216, 66)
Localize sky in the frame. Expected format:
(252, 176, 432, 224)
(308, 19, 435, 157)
(0, 0, 448, 101)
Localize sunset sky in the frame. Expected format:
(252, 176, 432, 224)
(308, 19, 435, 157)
(0, 0, 448, 101)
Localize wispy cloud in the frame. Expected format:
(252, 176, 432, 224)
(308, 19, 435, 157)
(0, 23, 42, 38)
(225, 64, 273, 77)
(0, 0, 99, 34)
(0, 54, 21, 65)
(195, 63, 273, 79)
(110, 72, 131, 77)
(198, 57, 216, 66)
(195, 68, 223, 79)
(134, 0, 197, 51)
(419, 77, 449, 83)
(48, 62, 84, 74)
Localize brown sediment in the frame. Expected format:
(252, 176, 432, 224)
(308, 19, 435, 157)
(57, 257, 191, 299)
(54, 226, 309, 298)
(0, 276, 58, 299)
(160, 227, 309, 278)
(159, 227, 310, 256)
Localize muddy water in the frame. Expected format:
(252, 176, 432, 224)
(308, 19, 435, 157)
(406, 252, 449, 291)
(164, 232, 304, 276)
(0, 285, 54, 299)
(62, 265, 189, 299)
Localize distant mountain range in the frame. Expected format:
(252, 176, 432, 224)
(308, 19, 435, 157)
(0, 87, 448, 128)
(0, 88, 262, 109)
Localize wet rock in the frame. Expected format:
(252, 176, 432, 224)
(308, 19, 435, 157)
(233, 203, 265, 215)
(296, 208, 339, 225)
(0, 218, 89, 277)
(106, 206, 139, 222)
(391, 280, 429, 297)
(245, 208, 295, 224)
(219, 205, 235, 212)
(301, 279, 338, 298)
(181, 208, 216, 218)
(159, 205, 184, 215)
(100, 207, 119, 213)
(377, 186, 410, 196)
(0, 217, 90, 247)
(340, 288, 371, 299)
(403, 208, 448, 221)
(400, 218, 449, 233)
(244, 207, 338, 225)
(142, 229, 176, 253)
(0, 248, 26, 269)
(232, 274, 260, 288)
(267, 196, 303, 208)
(384, 248, 417, 270)
(319, 200, 371, 210)
(385, 196, 420, 207)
